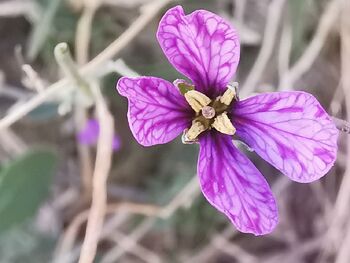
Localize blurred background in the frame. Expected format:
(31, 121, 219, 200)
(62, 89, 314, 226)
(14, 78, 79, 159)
(0, 0, 349, 262)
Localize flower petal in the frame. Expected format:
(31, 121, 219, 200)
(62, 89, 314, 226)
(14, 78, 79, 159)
(112, 135, 121, 151)
(157, 6, 240, 97)
(232, 91, 339, 183)
(77, 118, 121, 152)
(77, 119, 99, 145)
(117, 77, 192, 146)
(198, 132, 278, 235)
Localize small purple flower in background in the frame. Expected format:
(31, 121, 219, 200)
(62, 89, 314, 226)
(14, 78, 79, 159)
(116, 6, 339, 235)
(78, 118, 121, 151)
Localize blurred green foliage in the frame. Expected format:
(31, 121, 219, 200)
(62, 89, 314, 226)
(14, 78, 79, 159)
(0, 223, 55, 263)
(27, 0, 62, 60)
(32, 0, 78, 64)
(0, 149, 57, 233)
(28, 103, 60, 121)
(288, 0, 308, 61)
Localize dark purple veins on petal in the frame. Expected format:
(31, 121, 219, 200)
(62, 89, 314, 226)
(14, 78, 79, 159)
(117, 77, 192, 146)
(198, 132, 278, 235)
(232, 91, 339, 183)
(157, 5, 240, 97)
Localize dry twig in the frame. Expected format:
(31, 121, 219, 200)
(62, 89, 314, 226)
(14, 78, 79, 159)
(241, 0, 287, 96)
(334, 1, 350, 262)
(99, 176, 200, 263)
(279, 0, 341, 90)
(78, 82, 114, 263)
(54, 202, 160, 262)
(0, 0, 174, 130)
(74, 0, 100, 199)
(107, 232, 162, 263)
(54, 176, 198, 262)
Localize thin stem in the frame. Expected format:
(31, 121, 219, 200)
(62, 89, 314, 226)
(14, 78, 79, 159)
(54, 43, 92, 97)
(78, 82, 114, 263)
(74, 0, 98, 201)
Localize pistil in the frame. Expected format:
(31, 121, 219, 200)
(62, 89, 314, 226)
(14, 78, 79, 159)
(202, 106, 216, 119)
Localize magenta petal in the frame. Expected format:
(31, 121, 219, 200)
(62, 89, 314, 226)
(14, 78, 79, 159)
(112, 135, 121, 151)
(77, 119, 99, 145)
(117, 77, 192, 146)
(198, 132, 278, 235)
(157, 6, 240, 97)
(232, 91, 339, 183)
(77, 118, 121, 152)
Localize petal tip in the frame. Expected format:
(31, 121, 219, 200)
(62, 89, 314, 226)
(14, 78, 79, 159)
(197, 133, 279, 236)
(233, 91, 339, 184)
(116, 76, 131, 97)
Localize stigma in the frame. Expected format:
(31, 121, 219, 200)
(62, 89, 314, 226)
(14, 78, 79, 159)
(176, 81, 239, 144)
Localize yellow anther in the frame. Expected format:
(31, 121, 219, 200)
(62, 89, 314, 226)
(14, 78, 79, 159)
(185, 121, 206, 141)
(220, 85, 237, 106)
(211, 112, 236, 135)
(185, 90, 211, 113)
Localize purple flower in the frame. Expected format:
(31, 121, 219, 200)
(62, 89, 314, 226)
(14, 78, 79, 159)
(116, 6, 339, 235)
(77, 118, 121, 151)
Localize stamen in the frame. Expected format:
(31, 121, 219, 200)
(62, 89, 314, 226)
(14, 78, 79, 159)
(185, 120, 206, 141)
(181, 129, 197, 144)
(185, 90, 211, 113)
(202, 106, 216, 119)
(211, 112, 236, 135)
(220, 85, 237, 106)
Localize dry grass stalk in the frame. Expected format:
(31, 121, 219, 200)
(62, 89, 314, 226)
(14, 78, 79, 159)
(77, 82, 114, 263)
(334, 1, 350, 262)
(241, 0, 287, 96)
(0, 0, 174, 130)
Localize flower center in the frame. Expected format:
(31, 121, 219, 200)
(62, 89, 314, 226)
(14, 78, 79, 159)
(175, 81, 239, 143)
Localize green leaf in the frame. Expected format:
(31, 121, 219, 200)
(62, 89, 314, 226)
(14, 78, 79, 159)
(28, 103, 59, 121)
(0, 149, 57, 233)
(26, 0, 62, 60)
(288, 0, 308, 61)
